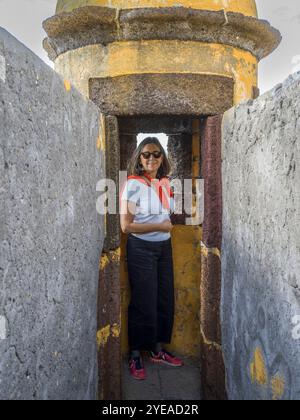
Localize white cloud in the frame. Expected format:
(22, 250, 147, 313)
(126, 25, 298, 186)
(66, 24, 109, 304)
(292, 55, 300, 73)
(137, 133, 169, 154)
(0, 0, 55, 68)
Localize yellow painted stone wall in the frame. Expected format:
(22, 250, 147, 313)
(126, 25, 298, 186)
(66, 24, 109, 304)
(56, 0, 258, 18)
(120, 226, 202, 359)
(54, 41, 258, 104)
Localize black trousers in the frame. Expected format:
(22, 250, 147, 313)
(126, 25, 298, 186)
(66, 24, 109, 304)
(126, 233, 175, 351)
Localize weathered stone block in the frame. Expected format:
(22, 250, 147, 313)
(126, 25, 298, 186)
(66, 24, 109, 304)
(200, 252, 222, 345)
(201, 343, 227, 401)
(202, 115, 222, 250)
(222, 72, 300, 400)
(0, 28, 105, 400)
(89, 74, 234, 116)
(98, 250, 122, 400)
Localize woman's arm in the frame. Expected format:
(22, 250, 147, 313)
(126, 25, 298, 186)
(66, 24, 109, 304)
(120, 200, 173, 234)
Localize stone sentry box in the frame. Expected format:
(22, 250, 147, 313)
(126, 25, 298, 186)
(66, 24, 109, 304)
(43, 0, 281, 401)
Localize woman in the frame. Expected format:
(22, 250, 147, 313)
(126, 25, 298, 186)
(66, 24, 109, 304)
(120, 137, 184, 381)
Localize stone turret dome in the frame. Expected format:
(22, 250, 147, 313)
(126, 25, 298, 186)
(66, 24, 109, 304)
(45, 0, 279, 65)
(55, 0, 258, 17)
(43, 0, 281, 112)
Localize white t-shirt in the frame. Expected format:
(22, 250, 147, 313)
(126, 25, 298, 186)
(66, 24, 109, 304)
(121, 178, 174, 242)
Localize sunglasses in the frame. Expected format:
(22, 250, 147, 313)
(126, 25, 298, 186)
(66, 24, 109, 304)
(140, 151, 163, 159)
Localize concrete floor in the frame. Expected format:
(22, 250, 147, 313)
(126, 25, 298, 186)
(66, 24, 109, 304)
(122, 353, 201, 400)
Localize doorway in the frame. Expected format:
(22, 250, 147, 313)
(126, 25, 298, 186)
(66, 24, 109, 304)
(120, 116, 202, 399)
(98, 114, 226, 400)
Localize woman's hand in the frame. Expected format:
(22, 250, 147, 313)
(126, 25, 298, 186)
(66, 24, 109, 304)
(120, 200, 174, 234)
(160, 220, 174, 233)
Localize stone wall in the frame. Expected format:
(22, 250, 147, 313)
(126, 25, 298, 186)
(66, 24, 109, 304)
(0, 28, 105, 400)
(222, 73, 300, 400)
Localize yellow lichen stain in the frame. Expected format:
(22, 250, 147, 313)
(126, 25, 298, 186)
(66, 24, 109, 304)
(271, 375, 285, 401)
(250, 347, 268, 386)
(96, 114, 106, 151)
(97, 325, 111, 348)
(97, 324, 121, 349)
(100, 249, 121, 271)
(111, 323, 121, 338)
(111, 248, 121, 262)
(64, 79, 71, 91)
(201, 242, 221, 259)
(96, 136, 102, 150)
(200, 325, 222, 351)
(100, 253, 110, 271)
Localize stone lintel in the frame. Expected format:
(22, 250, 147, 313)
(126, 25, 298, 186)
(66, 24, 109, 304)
(89, 73, 234, 117)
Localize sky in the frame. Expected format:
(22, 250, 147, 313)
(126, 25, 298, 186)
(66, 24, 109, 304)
(0, 0, 299, 95)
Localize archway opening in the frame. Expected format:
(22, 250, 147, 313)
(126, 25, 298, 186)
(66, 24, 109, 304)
(119, 116, 202, 400)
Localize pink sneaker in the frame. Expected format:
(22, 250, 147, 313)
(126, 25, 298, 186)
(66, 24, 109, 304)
(129, 356, 146, 380)
(149, 349, 184, 367)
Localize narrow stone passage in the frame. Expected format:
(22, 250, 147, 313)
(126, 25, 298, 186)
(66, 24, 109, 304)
(122, 355, 201, 400)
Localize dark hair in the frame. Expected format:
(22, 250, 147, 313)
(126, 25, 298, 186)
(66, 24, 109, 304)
(127, 137, 173, 180)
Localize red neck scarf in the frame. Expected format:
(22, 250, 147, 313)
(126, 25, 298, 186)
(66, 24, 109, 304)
(121, 172, 174, 210)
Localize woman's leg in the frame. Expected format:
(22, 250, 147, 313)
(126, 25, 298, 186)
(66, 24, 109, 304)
(127, 237, 159, 352)
(156, 239, 175, 345)
(149, 241, 184, 366)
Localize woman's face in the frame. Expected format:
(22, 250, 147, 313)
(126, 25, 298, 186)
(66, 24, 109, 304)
(139, 143, 164, 174)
